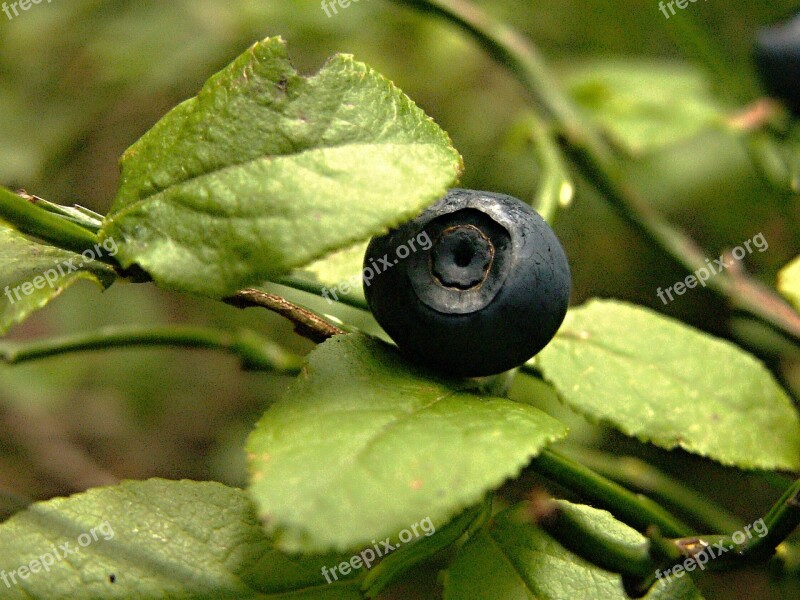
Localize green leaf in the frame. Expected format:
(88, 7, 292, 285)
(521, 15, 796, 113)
(246, 333, 567, 553)
(778, 256, 800, 313)
(532, 299, 800, 470)
(288, 241, 369, 306)
(101, 37, 462, 298)
(444, 502, 704, 600)
(297, 243, 367, 288)
(0, 479, 361, 599)
(563, 59, 725, 155)
(0, 222, 116, 335)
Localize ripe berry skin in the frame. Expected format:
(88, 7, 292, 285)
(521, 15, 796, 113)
(755, 14, 800, 113)
(364, 189, 571, 377)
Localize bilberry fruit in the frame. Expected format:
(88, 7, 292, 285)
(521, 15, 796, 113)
(364, 189, 571, 377)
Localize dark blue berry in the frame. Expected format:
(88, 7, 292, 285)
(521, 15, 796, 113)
(364, 189, 571, 377)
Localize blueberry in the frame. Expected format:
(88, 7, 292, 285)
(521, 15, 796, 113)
(755, 13, 800, 113)
(363, 189, 571, 377)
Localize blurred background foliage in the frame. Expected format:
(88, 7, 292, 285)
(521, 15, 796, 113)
(1, 1, 799, 597)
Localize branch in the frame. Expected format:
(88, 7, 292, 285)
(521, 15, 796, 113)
(225, 289, 345, 343)
(0, 324, 302, 373)
(391, 0, 611, 162)
(393, 0, 800, 345)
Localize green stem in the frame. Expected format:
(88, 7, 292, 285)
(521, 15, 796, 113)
(745, 477, 800, 562)
(0, 187, 103, 255)
(532, 471, 800, 594)
(0, 325, 303, 373)
(525, 113, 573, 223)
(527, 477, 800, 597)
(561, 447, 744, 533)
(647, 477, 800, 572)
(274, 275, 370, 311)
(393, 0, 800, 345)
(531, 449, 693, 537)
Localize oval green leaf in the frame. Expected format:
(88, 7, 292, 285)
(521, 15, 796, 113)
(246, 333, 567, 554)
(532, 299, 800, 470)
(0, 479, 361, 599)
(101, 37, 462, 298)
